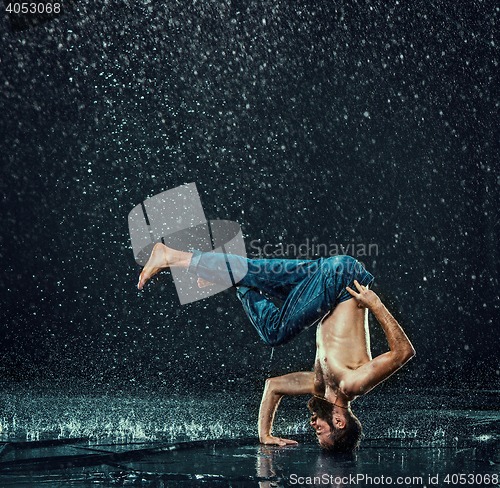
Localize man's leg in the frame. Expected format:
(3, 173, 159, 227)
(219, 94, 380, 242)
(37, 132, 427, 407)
(189, 250, 319, 300)
(138, 244, 374, 346)
(138, 243, 316, 296)
(236, 256, 374, 346)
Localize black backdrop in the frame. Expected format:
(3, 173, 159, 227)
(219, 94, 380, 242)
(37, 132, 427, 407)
(1, 0, 499, 393)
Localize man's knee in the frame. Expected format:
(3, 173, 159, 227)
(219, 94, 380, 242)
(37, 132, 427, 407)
(320, 255, 355, 277)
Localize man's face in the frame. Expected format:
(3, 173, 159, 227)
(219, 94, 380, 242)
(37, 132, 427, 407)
(310, 412, 335, 448)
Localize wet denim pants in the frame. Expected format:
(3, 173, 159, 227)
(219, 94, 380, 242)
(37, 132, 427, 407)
(188, 251, 374, 346)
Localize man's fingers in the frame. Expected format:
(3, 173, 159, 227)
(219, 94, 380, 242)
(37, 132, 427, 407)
(353, 280, 364, 292)
(347, 281, 368, 308)
(265, 437, 297, 446)
(348, 281, 365, 295)
(346, 286, 356, 297)
(279, 438, 298, 446)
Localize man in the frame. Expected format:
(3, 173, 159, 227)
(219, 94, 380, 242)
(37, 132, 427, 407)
(138, 243, 415, 452)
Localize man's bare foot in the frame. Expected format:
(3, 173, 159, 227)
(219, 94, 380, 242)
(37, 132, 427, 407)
(138, 243, 169, 290)
(137, 244, 194, 290)
(197, 277, 213, 288)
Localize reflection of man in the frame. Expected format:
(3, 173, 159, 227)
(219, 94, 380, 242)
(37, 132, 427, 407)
(139, 243, 415, 452)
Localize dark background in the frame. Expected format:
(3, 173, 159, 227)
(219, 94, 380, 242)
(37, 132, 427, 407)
(1, 0, 499, 394)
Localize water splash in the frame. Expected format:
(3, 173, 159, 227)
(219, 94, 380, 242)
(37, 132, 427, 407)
(0, 388, 254, 444)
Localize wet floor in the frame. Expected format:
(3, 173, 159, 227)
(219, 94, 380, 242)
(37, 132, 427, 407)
(0, 386, 499, 487)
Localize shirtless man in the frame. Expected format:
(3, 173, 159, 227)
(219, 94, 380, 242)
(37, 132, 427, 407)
(138, 243, 415, 452)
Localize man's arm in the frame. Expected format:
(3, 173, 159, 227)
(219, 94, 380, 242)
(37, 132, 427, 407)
(345, 281, 416, 396)
(258, 372, 315, 446)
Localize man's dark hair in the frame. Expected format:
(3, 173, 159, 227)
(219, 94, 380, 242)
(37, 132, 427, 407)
(308, 396, 362, 453)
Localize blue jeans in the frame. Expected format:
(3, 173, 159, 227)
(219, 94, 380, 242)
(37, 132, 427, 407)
(188, 252, 374, 346)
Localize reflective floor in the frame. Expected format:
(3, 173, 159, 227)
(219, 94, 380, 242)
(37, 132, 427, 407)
(1, 386, 499, 486)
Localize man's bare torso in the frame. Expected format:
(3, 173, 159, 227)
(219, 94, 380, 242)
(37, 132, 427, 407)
(313, 297, 372, 400)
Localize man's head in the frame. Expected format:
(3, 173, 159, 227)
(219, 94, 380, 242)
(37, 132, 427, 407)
(307, 396, 362, 453)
